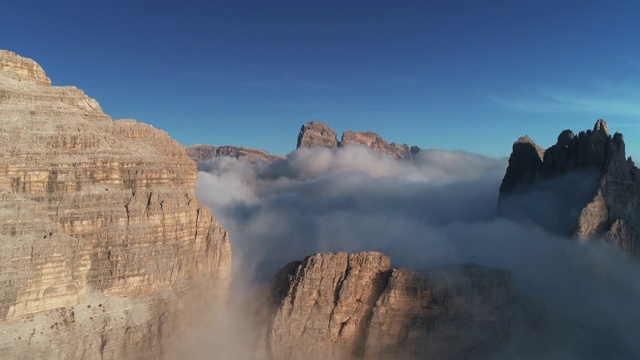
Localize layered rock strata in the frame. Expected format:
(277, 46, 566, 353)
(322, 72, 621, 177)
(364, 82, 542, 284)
(0, 50, 232, 359)
(186, 144, 284, 164)
(260, 252, 529, 360)
(297, 121, 420, 159)
(499, 119, 640, 256)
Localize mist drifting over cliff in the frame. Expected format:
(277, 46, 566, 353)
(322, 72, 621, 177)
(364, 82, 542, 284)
(195, 144, 640, 358)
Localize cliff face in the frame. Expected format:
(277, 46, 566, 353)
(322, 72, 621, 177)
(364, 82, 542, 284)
(296, 121, 420, 159)
(186, 144, 284, 164)
(260, 252, 532, 360)
(0, 50, 232, 359)
(297, 121, 340, 149)
(499, 119, 640, 256)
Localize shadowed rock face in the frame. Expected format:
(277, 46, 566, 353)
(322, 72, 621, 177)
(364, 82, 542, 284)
(0, 50, 232, 359)
(499, 136, 545, 193)
(259, 252, 538, 360)
(297, 121, 420, 159)
(186, 144, 285, 164)
(499, 119, 640, 256)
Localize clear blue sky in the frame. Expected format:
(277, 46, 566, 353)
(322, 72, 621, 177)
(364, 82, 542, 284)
(2, 1, 640, 159)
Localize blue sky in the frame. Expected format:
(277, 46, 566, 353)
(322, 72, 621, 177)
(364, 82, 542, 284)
(2, 1, 640, 159)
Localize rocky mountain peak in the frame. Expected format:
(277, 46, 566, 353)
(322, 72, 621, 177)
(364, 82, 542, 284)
(259, 251, 525, 359)
(0, 50, 51, 86)
(499, 119, 640, 257)
(498, 136, 544, 193)
(297, 121, 339, 149)
(594, 118, 610, 135)
(296, 121, 419, 159)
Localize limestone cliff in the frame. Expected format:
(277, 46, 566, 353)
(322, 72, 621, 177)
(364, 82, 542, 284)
(0, 50, 232, 359)
(186, 144, 284, 164)
(297, 121, 340, 149)
(296, 121, 420, 159)
(499, 119, 640, 256)
(259, 252, 535, 360)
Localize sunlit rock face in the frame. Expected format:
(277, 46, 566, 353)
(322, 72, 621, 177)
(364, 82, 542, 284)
(297, 121, 340, 149)
(296, 121, 420, 159)
(0, 50, 232, 359)
(340, 130, 413, 160)
(186, 144, 285, 164)
(499, 119, 640, 256)
(259, 252, 535, 360)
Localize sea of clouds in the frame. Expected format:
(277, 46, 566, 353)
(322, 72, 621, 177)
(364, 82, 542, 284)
(191, 144, 640, 359)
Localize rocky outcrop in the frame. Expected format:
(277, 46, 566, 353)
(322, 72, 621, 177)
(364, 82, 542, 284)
(0, 50, 232, 359)
(297, 121, 339, 149)
(260, 252, 533, 359)
(340, 131, 415, 159)
(498, 136, 545, 193)
(296, 121, 420, 159)
(499, 119, 640, 256)
(186, 144, 284, 164)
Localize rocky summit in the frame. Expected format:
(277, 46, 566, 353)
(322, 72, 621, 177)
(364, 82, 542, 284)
(499, 119, 640, 256)
(297, 121, 420, 159)
(258, 252, 539, 360)
(297, 120, 340, 149)
(0, 50, 232, 359)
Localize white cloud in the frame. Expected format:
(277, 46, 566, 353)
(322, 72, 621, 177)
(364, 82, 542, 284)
(193, 145, 640, 357)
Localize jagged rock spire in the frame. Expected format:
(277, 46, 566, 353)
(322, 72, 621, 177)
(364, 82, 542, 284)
(594, 119, 609, 135)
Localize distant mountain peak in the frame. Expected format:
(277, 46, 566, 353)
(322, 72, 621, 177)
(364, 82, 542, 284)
(296, 121, 339, 149)
(296, 120, 420, 159)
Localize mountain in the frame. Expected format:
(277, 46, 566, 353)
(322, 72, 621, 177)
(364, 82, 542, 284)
(499, 119, 640, 256)
(186, 144, 284, 164)
(297, 121, 421, 159)
(0, 50, 232, 359)
(257, 252, 542, 360)
(187, 121, 421, 165)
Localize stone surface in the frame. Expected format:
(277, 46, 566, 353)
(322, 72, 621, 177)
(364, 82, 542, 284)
(260, 252, 536, 360)
(0, 50, 232, 359)
(499, 119, 640, 256)
(186, 144, 284, 164)
(297, 121, 339, 149)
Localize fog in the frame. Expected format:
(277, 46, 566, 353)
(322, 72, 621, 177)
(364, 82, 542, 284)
(192, 144, 640, 358)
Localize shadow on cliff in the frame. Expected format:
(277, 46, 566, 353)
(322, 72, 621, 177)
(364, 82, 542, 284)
(193, 144, 640, 359)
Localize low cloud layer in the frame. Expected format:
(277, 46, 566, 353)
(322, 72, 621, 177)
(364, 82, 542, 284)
(195, 144, 640, 358)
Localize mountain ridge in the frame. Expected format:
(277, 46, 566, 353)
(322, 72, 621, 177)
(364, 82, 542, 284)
(499, 119, 640, 256)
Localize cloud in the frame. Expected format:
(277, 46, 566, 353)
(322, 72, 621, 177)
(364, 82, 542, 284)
(194, 144, 640, 358)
